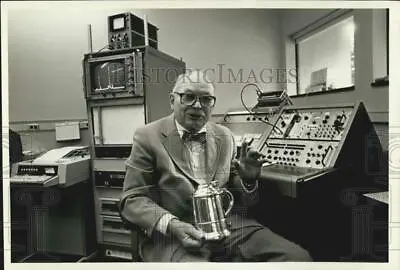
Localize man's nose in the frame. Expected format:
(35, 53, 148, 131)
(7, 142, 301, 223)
(192, 99, 202, 108)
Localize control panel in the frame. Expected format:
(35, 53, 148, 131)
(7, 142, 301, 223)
(252, 101, 386, 262)
(108, 13, 158, 50)
(255, 102, 382, 198)
(270, 108, 352, 140)
(219, 111, 280, 150)
(233, 133, 264, 149)
(260, 107, 353, 170)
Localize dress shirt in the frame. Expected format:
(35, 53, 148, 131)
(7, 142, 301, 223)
(175, 120, 208, 183)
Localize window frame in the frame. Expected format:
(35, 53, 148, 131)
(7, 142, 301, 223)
(387, 9, 389, 76)
(371, 8, 389, 88)
(291, 9, 355, 96)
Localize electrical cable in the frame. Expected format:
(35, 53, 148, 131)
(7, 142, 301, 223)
(95, 44, 110, 54)
(240, 83, 284, 135)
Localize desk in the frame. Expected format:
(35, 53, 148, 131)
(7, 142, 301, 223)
(253, 175, 389, 262)
(10, 182, 96, 262)
(357, 191, 389, 262)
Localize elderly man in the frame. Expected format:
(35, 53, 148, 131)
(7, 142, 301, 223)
(119, 70, 312, 262)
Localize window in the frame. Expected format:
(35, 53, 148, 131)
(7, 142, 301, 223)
(292, 10, 355, 95)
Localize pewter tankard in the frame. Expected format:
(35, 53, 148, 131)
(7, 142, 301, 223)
(192, 183, 234, 241)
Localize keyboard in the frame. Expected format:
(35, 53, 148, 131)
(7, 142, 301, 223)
(10, 175, 54, 184)
(260, 163, 330, 181)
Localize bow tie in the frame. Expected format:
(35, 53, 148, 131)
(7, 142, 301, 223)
(182, 131, 207, 143)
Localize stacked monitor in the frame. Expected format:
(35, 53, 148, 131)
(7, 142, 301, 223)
(82, 46, 185, 260)
(108, 13, 158, 50)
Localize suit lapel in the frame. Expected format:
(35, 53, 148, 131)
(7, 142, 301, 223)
(161, 115, 197, 184)
(160, 115, 222, 185)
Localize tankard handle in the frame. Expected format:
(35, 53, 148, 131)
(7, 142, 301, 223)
(222, 189, 234, 216)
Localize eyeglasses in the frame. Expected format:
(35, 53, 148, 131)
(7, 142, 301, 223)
(174, 93, 216, 108)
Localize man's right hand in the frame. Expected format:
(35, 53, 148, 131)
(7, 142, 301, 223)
(167, 219, 205, 249)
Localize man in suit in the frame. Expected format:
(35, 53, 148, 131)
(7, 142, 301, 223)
(119, 70, 312, 262)
(9, 129, 23, 177)
(9, 129, 23, 165)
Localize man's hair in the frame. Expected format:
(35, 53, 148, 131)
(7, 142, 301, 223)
(172, 69, 215, 93)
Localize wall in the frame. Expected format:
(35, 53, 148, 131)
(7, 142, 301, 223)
(281, 9, 389, 123)
(17, 129, 92, 158)
(7, 6, 283, 124)
(8, 7, 389, 154)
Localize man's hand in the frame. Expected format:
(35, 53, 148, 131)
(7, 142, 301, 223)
(167, 219, 205, 249)
(233, 141, 267, 183)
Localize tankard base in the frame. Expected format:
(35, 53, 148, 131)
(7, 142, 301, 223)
(203, 229, 231, 241)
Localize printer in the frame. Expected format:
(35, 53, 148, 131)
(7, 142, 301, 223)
(10, 146, 90, 187)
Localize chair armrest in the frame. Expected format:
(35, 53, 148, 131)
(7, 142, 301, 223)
(118, 202, 147, 232)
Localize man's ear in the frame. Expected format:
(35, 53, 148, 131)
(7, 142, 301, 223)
(169, 93, 175, 110)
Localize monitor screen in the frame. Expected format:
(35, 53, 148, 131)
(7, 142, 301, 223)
(92, 105, 145, 145)
(113, 17, 125, 30)
(91, 60, 126, 92)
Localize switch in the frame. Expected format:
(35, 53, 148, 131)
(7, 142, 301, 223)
(28, 123, 40, 130)
(294, 114, 301, 122)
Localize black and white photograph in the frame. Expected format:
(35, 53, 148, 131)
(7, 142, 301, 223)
(1, 0, 399, 268)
